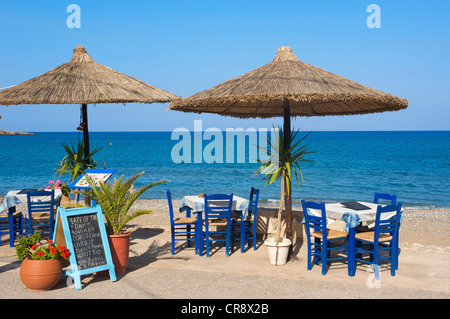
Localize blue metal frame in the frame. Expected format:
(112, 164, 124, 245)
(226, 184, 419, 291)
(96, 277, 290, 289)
(26, 190, 55, 240)
(301, 200, 349, 275)
(373, 192, 400, 270)
(373, 192, 397, 205)
(167, 189, 200, 255)
(0, 207, 23, 247)
(54, 204, 116, 290)
(203, 194, 235, 257)
(237, 187, 260, 253)
(68, 168, 116, 190)
(353, 203, 402, 277)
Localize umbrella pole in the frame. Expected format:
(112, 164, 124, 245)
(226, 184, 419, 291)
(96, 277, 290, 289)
(283, 100, 293, 247)
(81, 103, 90, 158)
(81, 103, 91, 206)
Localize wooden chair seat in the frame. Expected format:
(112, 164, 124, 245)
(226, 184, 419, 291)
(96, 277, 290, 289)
(30, 213, 51, 220)
(355, 231, 392, 243)
(206, 218, 228, 226)
(173, 217, 197, 224)
(232, 216, 254, 222)
(311, 229, 348, 240)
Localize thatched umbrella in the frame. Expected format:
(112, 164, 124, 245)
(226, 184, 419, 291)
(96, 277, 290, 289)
(0, 45, 180, 157)
(170, 46, 408, 245)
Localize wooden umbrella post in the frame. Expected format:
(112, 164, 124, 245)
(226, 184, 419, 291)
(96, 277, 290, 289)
(81, 103, 91, 206)
(81, 103, 89, 158)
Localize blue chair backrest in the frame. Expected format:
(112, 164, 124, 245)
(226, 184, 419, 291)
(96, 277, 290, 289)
(27, 190, 55, 216)
(374, 192, 397, 205)
(248, 187, 260, 219)
(301, 200, 327, 236)
(166, 189, 175, 224)
(204, 194, 233, 225)
(374, 203, 402, 241)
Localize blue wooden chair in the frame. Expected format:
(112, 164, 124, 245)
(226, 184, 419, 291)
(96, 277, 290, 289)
(25, 190, 55, 240)
(0, 209, 23, 246)
(167, 189, 199, 255)
(374, 192, 397, 204)
(301, 200, 349, 275)
(234, 187, 260, 252)
(203, 194, 235, 257)
(353, 203, 402, 277)
(373, 192, 401, 270)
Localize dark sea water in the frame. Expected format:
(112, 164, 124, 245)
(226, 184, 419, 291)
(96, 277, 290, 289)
(0, 131, 449, 208)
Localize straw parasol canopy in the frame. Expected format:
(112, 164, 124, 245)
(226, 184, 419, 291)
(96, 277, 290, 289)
(170, 45, 408, 244)
(0, 45, 180, 155)
(170, 46, 407, 118)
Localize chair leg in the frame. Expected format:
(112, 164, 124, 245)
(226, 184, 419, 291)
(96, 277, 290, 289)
(171, 232, 175, 255)
(205, 230, 210, 257)
(186, 224, 191, 248)
(252, 223, 257, 250)
(390, 242, 397, 276)
(240, 220, 246, 253)
(8, 212, 14, 247)
(49, 220, 54, 241)
(395, 235, 399, 270)
(198, 222, 203, 256)
(322, 240, 327, 275)
(194, 223, 199, 255)
(307, 243, 312, 270)
(228, 221, 234, 255)
(19, 215, 24, 237)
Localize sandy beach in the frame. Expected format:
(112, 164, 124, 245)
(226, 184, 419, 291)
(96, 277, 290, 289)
(0, 198, 449, 301)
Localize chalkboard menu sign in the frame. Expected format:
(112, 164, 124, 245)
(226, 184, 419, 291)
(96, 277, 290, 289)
(67, 213, 107, 270)
(54, 205, 116, 290)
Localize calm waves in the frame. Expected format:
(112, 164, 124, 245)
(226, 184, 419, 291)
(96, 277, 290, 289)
(0, 131, 449, 208)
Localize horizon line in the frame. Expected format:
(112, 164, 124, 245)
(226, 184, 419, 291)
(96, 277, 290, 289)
(8, 129, 450, 133)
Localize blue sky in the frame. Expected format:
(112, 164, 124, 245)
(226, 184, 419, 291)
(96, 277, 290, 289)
(0, 0, 449, 132)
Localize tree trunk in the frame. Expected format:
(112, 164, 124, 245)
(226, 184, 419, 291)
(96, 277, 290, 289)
(275, 170, 285, 244)
(283, 100, 293, 246)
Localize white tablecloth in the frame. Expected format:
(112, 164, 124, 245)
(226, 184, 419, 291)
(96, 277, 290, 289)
(0, 189, 62, 213)
(180, 195, 250, 219)
(307, 201, 398, 230)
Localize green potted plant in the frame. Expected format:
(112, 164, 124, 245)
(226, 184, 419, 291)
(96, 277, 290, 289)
(76, 171, 168, 275)
(254, 127, 314, 265)
(16, 232, 70, 291)
(55, 140, 102, 205)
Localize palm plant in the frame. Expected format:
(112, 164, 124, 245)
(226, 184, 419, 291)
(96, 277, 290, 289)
(76, 171, 168, 235)
(55, 140, 102, 182)
(254, 127, 315, 244)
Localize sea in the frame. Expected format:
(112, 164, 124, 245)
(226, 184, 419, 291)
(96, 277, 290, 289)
(0, 131, 449, 209)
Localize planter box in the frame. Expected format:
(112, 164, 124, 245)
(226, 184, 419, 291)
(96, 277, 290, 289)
(256, 207, 306, 242)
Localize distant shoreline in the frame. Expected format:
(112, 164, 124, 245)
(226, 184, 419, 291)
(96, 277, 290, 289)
(0, 129, 33, 136)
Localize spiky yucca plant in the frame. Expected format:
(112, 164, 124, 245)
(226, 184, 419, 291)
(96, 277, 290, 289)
(55, 140, 102, 182)
(77, 171, 168, 235)
(254, 127, 315, 244)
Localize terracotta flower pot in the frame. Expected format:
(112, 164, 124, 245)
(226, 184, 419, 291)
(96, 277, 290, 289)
(98, 232, 131, 276)
(20, 258, 62, 291)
